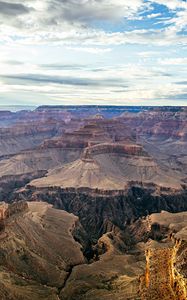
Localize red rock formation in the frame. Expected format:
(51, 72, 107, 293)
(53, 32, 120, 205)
(0, 119, 65, 138)
(40, 118, 134, 150)
(120, 110, 187, 141)
(83, 143, 147, 159)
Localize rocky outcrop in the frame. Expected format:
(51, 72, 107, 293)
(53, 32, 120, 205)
(140, 237, 187, 300)
(40, 137, 88, 149)
(0, 201, 28, 232)
(2, 201, 28, 218)
(39, 117, 134, 150)
(141, 246, 177, 299)
(6, 201, 28, 217)
(83, 143, 148, 158)
(128, 211, 187, 299)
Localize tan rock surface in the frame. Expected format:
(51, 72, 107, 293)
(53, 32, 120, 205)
(0, 202, 85, 300)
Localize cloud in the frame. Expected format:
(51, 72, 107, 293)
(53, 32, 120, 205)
(153, 0, 187, 10)
(66, 46, 112, 54)
(147, 13, 162, 19)
(138, 51, 160, 57)
(0, 0, 186, 47)
(159, 57, 187, 65)
(0, 62, 185, 105)
(169, 93, 187, 100)
(4, 60, 25, 65)
(39, 63, 86, 70)
(0, 1, 31, 16)
(0, 73, 129, 88)
(175, 81, 187, 85)
(43, 0, 146, 25)
(0, 0, 186, 106)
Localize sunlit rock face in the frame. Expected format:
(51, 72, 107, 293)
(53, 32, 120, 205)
(132, 211, 187, 300)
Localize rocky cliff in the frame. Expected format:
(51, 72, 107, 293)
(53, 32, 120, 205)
(12, 186, 187, 241)
(120, 110, 187, 142)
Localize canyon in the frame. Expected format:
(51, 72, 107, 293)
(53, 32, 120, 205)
(0, 105, 186, 299)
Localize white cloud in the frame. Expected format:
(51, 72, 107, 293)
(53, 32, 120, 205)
(159, 57, 187, 65)
(0, 0, 186, 105)
(0, 0, 186, 47)
(153, 0, 187, 10)
(147, 13, 162, 19)
(0, 59, 186, 105)
(66, 46, 112, 54)
(138, 51, 160, 57)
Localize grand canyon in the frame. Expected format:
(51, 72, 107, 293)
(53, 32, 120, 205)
(0, 105, 186, 299)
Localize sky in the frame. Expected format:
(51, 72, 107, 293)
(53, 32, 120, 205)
(0, 0, 187, 106)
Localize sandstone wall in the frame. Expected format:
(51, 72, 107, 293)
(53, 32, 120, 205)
(83, 143, 147, 158)
(140, 238, 187, 300)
